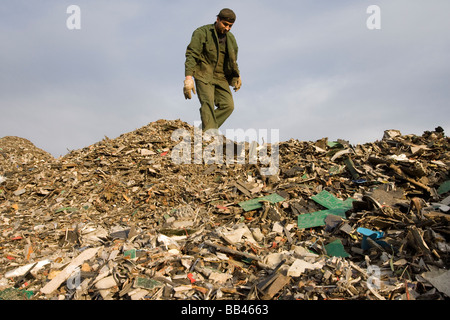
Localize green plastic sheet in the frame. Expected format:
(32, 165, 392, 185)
(0, 288, 34, 300)
(297, 210, 346, 229)
(311, 190, 354, 211)
(297, 190, 354, 229)
(238, 193, 285, 211)
(324, 239, 350, 258)
(437, 180, 450, 195)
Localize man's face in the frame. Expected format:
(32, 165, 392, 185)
(215, 18, 234, 35)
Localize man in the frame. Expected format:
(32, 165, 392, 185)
(184, 8, 241, 132)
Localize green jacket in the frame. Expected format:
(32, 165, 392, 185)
(185, 23, 240, 85)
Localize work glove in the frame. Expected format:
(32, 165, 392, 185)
(231, 76, 241, 92)
(183, 78, 196, 99)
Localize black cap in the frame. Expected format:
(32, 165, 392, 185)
(217, 8, 236, 23)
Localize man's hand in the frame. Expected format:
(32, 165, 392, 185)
(183, 77, 196, 99)
(232, 76, 241, 92)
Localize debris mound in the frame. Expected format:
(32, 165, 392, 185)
(0, 136, 54, 169)
(0, 120, 449, 301)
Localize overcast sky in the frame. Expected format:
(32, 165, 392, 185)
(1, 0, 449, 157)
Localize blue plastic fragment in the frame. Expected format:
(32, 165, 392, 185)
(356, 227, 389, 250)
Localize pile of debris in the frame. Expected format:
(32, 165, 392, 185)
(0, 120, 449, 300)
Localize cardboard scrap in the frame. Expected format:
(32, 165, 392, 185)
(260, 273, 291, 300)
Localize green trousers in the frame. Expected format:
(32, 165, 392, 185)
(195, 78, 234, 131)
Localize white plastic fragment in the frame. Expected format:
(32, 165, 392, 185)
(422, 269, 450, 297)
(5, 259, 52, 278)
(209, 272, 233, 284)
(157, 234, 180, 248)
(217, 223, 258, 245)
(250, 228, 264, 242)
(216, 252, 229, 260)
(40, 246, 101, 295)
(130, 288, 149, 300)
(262, 252, 291, 269)
(272, 222, 284, 234)
(287, 259, 324, 277)
(94, 275, 117, 290)
(431, 203, 450, 212)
